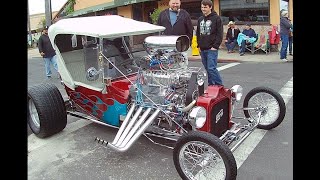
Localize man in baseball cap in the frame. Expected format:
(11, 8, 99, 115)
(43, 25, 49, 30)
(38, 25, 59, 78)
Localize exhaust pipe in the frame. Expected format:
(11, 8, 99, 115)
(96, 104, 160, 152)
(108, 109, 160, 152)
(118, 108, 152, 147)
(114, 106, 143, 146)
(112, 104, 136, 144)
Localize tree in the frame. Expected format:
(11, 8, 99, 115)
(38, 17, 46, 28)
(66, 0, 76, 15)
(150, 8, 161, 25)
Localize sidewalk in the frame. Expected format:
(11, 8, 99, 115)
(28, 48, 41, 59)
(28, 47, 293, 63)
(187, 47, 293, 63)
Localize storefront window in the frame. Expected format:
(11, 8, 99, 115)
(220, 0, 270, 24)
(181, 1, 202, 26)
(133, 3, 143, 21)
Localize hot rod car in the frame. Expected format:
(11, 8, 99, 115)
(27, 15, 286, 180)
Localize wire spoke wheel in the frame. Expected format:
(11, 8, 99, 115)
(243, 87, 286, 130)
(247, 92, 280, 125)
(173, 131, 237, 180)
(179, 141, 226, 179)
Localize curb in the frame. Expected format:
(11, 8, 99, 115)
(188, 56, 241, 63)
(218, 59, 241, 63)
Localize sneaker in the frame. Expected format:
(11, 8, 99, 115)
(281, 58, 288, 62)
(289, 53, 293, 56)
(240, 52, 245, 56)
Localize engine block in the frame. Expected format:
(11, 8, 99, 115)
(130, 35, 206, 110)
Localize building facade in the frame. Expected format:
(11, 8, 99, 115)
(54, 0, 292, 23)
(29, 11, 58, 32)
(52, 0, 293, 46)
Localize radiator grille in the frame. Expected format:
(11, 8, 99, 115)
(210, 98, 229, 137)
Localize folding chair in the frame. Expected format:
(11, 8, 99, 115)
(254, 34, 270, 54)
(246, 33, 270, 54)
(245, 34, 259, 54)
(268, 25, 280, 52)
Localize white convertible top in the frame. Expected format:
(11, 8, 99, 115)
(48, 15, 165, 41)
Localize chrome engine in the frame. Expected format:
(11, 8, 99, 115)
(131, 35, 206, 110)
(96, 36, 210, 152)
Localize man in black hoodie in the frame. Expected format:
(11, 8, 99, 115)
(38, 26, 59, 78)
(157, 0, 193, 42)
(196, 0, 223, 86)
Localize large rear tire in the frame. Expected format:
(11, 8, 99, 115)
(173, 131, 237, 180)
(243, 86, 286, 130)
(28, 83, 67, 138)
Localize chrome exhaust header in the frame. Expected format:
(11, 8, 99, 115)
(96, 104, 160, 152)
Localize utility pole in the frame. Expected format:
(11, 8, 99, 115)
(45, 0, 52, 26)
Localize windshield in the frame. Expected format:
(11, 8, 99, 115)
(55, 34, 139, 89)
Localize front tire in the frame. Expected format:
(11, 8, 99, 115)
(28, 83, 67, 138)
(173, 131, 237, 180)
(243, 86, 286, 130)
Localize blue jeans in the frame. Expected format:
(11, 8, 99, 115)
(280, 34, 289, 59)
(200, 49, 223, 86)
(44, 55, 58, 77)
(225, 39, 237, 51)
(239, 40, 247, 53)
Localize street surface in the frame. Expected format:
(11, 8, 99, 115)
(28, 56, 293, 180)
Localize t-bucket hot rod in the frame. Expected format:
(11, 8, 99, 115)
(27, 15, 286, 180)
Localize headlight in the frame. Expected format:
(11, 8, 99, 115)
(197, 71, 207, 86)
(231, 85, 243, 102)
(188, 106, 207, 128)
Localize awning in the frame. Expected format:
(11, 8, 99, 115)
(115, 0, 153, 6)
(67, 0, 155, 18)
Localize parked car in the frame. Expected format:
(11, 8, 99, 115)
(27, 15, 286, 180)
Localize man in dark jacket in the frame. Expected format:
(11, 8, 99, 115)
(38, 26, 59, 78)
(239, 23, 257, 56)
(279, 10, 292, 62)
(157, 0, 193, 42)
(196, 0, 223, 86)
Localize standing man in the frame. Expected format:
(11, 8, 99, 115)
(279, 10, 291, 62)
(38, 26, 59, 78)
(196, 0, 223, 86)
(157, 0, 193, 43)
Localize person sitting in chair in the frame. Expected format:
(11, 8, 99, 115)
(237, 23, 257, 56)
(224, 21, 240, 53)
